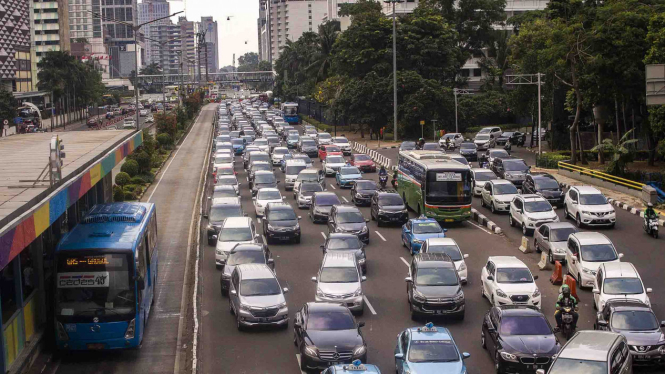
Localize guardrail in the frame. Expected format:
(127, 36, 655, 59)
(352, 141, 391, 168)
(558, 161, 644, 190)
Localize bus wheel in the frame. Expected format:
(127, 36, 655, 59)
(403, 193, 409, 211)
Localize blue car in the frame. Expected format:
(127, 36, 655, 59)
(336, 166, 363, 188)
(322, 361, 381, 374)
(401, 217, 447, 255)
(232, 139, 245, 155)
(280, 154, 294, 172)
(395, 323, 470, 374)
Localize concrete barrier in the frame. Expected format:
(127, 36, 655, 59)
(352, 141, 392, 169)
(470, 208, 503, 234)
(518, 236, 533, 253)
(538, 251, 552, 270)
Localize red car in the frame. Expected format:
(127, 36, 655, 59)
(349, 153, 376, 172)
(318, 145, 343, 161)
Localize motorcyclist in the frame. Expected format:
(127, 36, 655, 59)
(417, 138, 425, 149)
(392, 168, 398, 188)
(554, 284, 579, 331)
(645, 203, 657, 220)
(379, 165, 387, 177)
(445, 137, 451, 149)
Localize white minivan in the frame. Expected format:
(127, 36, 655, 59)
(565, 232, 623, 289)
(284, 160, 308, 191)
(215, 217, 259, 268)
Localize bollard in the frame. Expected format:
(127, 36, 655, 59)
(550, 261, 563, 285)
(562, 275, 580, 301)
(537, 251, 552, 270)
(518, 236, 533, 253)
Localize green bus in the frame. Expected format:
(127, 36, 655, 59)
(397, 150, 472, 222)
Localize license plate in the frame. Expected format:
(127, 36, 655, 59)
(445, 219, 454, 222)
(533, 365, 539, 370)
(435, 310, 445, 315)
(634, 355, 652, 361)
(87, 343, 105, 350)
(390, 217, 399, 221)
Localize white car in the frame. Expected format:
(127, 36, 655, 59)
(139, 109, 148, 117)
(481, 256, 541, 309)
(477, 126, 502, 140)
(480, 180, 519, 213)
(593, 262, 651, 311)
(215, 217, 259, 268)
(332, 136, 352, 155)
(565, 232, 623, 288)
(293, 168, 325, 193)
(323, 155, 347, 176)
(253, 188, 284, 217)
(144, 115, 154, 123)
(122, 119, 136, 130)
(474, 133, 495, 150)
(508, 194, 559, 236)
(420, 238, 469, 283)
(438, 133, 464, 148)
(316, 132, 333, 145)
(470, 168, 498, 196)
(215, 175, 240, 195)
(563, 186, 616, 228)
(271, 147, 290, 166)
(252, 138, 270, 153)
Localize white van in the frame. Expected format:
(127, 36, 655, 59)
(284, 160, 308, 190)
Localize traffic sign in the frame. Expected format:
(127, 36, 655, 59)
(420, 120, 425, 125)
(3, 119, 7, 125)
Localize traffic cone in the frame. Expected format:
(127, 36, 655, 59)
(563, 275, 580, 301)
(550, 261, 563, 285)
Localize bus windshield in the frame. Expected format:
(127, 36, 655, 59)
(56, 252, 135, 322)
(425, 170, 472, 204)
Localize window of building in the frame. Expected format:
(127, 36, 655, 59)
(460, 69, 470, 77)
(473, 68, 482, 77)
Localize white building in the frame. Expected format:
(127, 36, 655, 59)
(323, 0, 356, 30)
(268, 0, 327, 62)
(137, 0, 171, 69)
(381, 0, 419, 16)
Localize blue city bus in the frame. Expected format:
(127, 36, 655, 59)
(281, 102, 299, 124)
(54, 202, 158, 350)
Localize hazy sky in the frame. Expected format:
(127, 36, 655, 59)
(168, 0, 259, 69)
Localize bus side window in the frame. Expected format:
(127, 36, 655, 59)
(137, 237, 147, 281)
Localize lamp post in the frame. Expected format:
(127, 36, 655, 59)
(453, 88, 473, 134)
(384, 0, 403, 142)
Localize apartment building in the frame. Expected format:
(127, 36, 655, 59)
(0, 0, 34, 93)
(178, 16, 197, 77)
(31, 0, 71, 62)
(101, 0, 137, 77)
(323, 0, 355, 30)
(137, 0, 170, 68)
(268, 0, 327, 62)
(200, 17, 219, 73)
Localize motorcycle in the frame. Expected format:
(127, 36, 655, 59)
(379, 174, 388, 189)
(560, 306, 577, 340)
(644, 215, 659, 239)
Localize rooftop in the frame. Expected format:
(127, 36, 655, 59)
(558, 331, 620, 361)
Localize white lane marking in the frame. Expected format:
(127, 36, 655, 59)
(295, 354, 307, 374)
(321, 232, 327, 240)
(330, 184, 336, 190)
(400, 257, 410, 267)
(363, 295, 377, 315)
(342, 197, 348, 202)
(375, 231, 387, 241)
(466, 220, 493, 235)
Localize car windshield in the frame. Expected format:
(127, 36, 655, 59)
(327, 156, 345, 164)
(549, 227, 577, 242)
(499, 316, 552, 335)
(232, 139, 244, 145)
(254, 139, 268, 145)
(401, 142, 416, 150)
(340, 167, 360, 175)
(251, 164, 271, 172)
(501, 132, 514, 137)
(288, 135, 299, 141)
(494, 183, 518, 195)
(580, 244, 617, 262)
(548, 358, 607, 374)
(490, 150, 509, 158)
(297, 172, 319, 182)
(337, 212, 365, 223)
(503, 160, 529, 172)
(307, 311, 356, 330)
(460, 143, 475, 149)
(354, 154, 371, 161)
(257, 190, 281, 200)
(319, 267, 358, 283)
(426, 245, 462, 261)
(294, 155, 312, 164)
(318, 134, 332, 140)
(210, 205, 242, 221)
(286, 165, 307, 175)
(212, 189, 237, 199)
(216, 177, 237, 185)
(255, 174, 276, 184)
(355, 181, 378, 191)
(416, 267, 459, 286)
(534, 178, 560, 190)
(334, 138, 349, 143)
(302, 140, 316, 147)
(611, 311, 659, 331)
(408, 341, 460, 363)
(216, 167, 233, 175)
(219, 227, 253, 242)
(327, 237, 362, 250)
(301, 183, 323, 193)
(476, 134, 490, 140)
(379, 195, 404, 206)
(524, 201, 552, 213)
(227, 251, 265, 266)
(274, 148, 289, 155)
(475, 172, 497, 181)
(496, 268, 533, 283)
(603, 278, 644, 295)
(215, 156, 233, 164)
(326, 146, 342, 152)
(413, 222, 443, 234)
(267, 209, 297, 221)
(316, 194, 341, 206)
(240, 278, 281, 296)
(579, 194, 608, 205)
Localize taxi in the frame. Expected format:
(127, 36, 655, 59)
(319, 144, 344, 161)
(401, 216, 447, 255)
(336, 166, 363, 188)
(322, 360, 381, 373)
(394, 323, 470, 374)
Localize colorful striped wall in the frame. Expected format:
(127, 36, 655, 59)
(0, 132, 143, 270)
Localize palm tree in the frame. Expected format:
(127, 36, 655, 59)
(307, 20, 341, 83)
(591, 129, 639, 176)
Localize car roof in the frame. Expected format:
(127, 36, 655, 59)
(285, 159, 306, 165)
(230, 243, 264, 252)
(315, 192, 338, 198)
(601, 262, 638, 278)
(323, 252, 357, 267)
(335, 205, 362, 213)
(328, 233, 360, 240)
(236, 264, 276, 280)
(606, 299, 653, 312)
(488, 256, 528, 268)
(414, 253, 455, 268)
(489, 179, 514, 186)
(307, 301, 350, 313)
(254, 170, 274, 175)
(408, 325, 453, 341)
(425, 238, 458, 246)
(472, 168, 495, 173)
(222, 217, 252, 228)
(211, 197, 241, 206)
(571, 232, 612, 245)
(543, 222, 577, 230)
(519, 194, 547, 202)
(558, 331, 621, 361)
(266, 202, 292, 211)
(496, 305, 545, 317)
(257, 188, 280, 194)
(573, 186, 602, 195)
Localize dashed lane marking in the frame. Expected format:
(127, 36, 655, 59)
(375, 231, 387, 241)
(321, 232, 327, 240)
(342, 197, 349, 202)
(330, 184, 336, 190)
(363, 295, 377, 315)
(400, 257, 410, 267)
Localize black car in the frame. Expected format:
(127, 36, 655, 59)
(481, 305, 560, 374)
(263, 202, 301, 244)
(406, 253, 465, 320)
(321, 233, 367, 274)
(220, 243, 273, 296)
(247, 161, 273, 184)
(327, 205, 370, 244)
(491, 157, 529, 187)
(250, 171, 279, 196)
(205, 198, 244, 245)
(522, 174, 564, 207)
(595, 300, 665, 366)
(495, 132, 524, 146)
(459, 142, 478, 161)
(293, 302, 367, 371)
(479, 149, 510, 167)
(351, 180, 379, 206)
(299, 139, 319, 158)
(422, 143, 441, 151)
(310, 192, 342, 223)
(370, 190, 408, 226)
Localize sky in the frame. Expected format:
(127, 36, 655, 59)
(167, 0, 259, 69)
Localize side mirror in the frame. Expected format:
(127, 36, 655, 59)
(320, 245, 325, 252)
(597, 319, 608, 327)
(463, 254, 469, 259)
(136, 276, 145, 290)
(203, 213, 209, 218)
(543, 236, 549, 241)
(487, 275, 494, 281)
(405, 277, 413, 283)
(361, 276, 367, 282)
(283, 287, 289, 294)
(282, 196, 286, 199)
(462, 352, 471, 360)
(660, 321, 665, 327)
(619, 253, 624, 258)
(533, 275, 539, 280)
(252, 197, 256, 201)
(395, 353, 404, 360)
(365, 218, 369, 223)
(230, 289, 237, 296)
(358, 322, 365, 328)
(268, 258, 275, 264)
(255, 233, 260, 238)
(572, 200, 578, 205)
(443, 228, 448, 233)
(298, 216, 302, 220)
(311, 277, 317, 283)
(404, 229, 411, 234)
(276, 180, 280, 184)
(592, 288, 600, 294)
(647, 288, 653, 293)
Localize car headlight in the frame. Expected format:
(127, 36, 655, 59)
(496, 289, 508, 298)
(500, 351, 518, 362)
(361, 226, 368, 233)
(413, 290, 426, 303)
(459, 262, 467, 271)
(413, 238, 424, 245)
(216, 249, 223, 255)
(582, 267, 596, 275)
(353, 346, 367, 356)
(356, 193, 363, 198)
(239, 303, 250, 312)
(453, 291, 464, 302)
(267, 224, 275, 231)
(554, 247, 565, 253)
(316, 288, 324, 297)
(304, 345, 319, 357)
(353, 288, 363, 297)
(276, 302, 287, 310)
(581, 211, 591, 215)
(378, 209, 388, 214)
(532, 288, 541, 298)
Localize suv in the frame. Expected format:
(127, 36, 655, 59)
(215, 217, 259, 268)
(509, 194, 559, 236)
(328, 205, 370, 243)
(263, 202, 301, 244)
(283, 160, 307, 190)
(220, 243, 273, 296)
(492, 157, 529, 187)
(477, 126, 502, 140)
(593, 262, 651, 311)
(563, 186, 616, 228)
(321, 233, 367, 274)
(481, 180, 519, 213)
(332, 136, 352, 155)
(293, 168, 325, 192)
(312, 253, 366, 314)
(481, 256, 541, 309)
(522, 174, 565, 207)
(205, 197, 243, 245)
(370, 190, 408, 226)
(538, 331, 631, 374)
(406, 253, 465, 319)
(439, 132, 464, 148)
(564, 232, 623, 289)
(228, 264, 288, 330)
(298, 138, 319, 158)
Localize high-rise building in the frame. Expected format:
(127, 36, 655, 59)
(137, 0, 170, 68)
(149, 23, 180, 74)
(68, 0, 107, 78)
(31, 0, 71, 62)
(269, 0, 327, 62)
(324, 0, 356, 30)
(200, 17, 218, 73)
(177, 16, 197, 77)
(258, 0, 269, 61)
(0, 0, 33, 92)
(101, 0, 137, 78)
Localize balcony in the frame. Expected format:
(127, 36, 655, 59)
(34, 23, 59, 31)
(35, 33, 60, 42)
(505, 0, 549, 11)
(34, 12, 58, 20)
(34, 1, 58, 9)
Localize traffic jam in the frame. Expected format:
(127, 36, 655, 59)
(202, 98, 662, 374)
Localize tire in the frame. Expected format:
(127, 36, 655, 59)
(563, 204, 569, 219)
(221, 288, 228, 297)
(293, 331, 298, 346)
(207, 238, 215, 246)
(654, 230, 659, 239)
(481, 197, 486, 208)
(229, 301, 234, 315)
(509, 214, 515, 227)
(535, 240, 541, 253)
(481, 331, 487, 349)
(576, 214, 583, 228)
(495, 351, 502, 374)
(548, 250, 554, 264)
(481, 282, 485, 298)
(491, 202, 496, 214)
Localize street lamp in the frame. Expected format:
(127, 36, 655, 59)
(384, 0, 403, 142)
(90, 10, 183, 132)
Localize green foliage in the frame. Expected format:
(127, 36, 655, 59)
(115, 172, 131, 186)
(135, 151, 151, 174)
(591, 129, 639, 176)
(37, 50, 105, 108)
(151, 153, 163, 168)
(123, 191, 136, 201)
(537, 153, 568, 169)
(338, 0, 382, 17)
(155, 113, 177, 139)
(138, 173, 155, 183)
(113, 185, 125, 202)
(130, 176, 146, 185)
(121, 159, 139, 177)
(0, 87, 16, 123)
(157, 133, 173, 148)
(141, 129, 156, 156)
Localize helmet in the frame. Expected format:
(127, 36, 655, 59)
(648, 203, 654, 208)
(561, 284, 571, 297)
(380, 165, 386, 171)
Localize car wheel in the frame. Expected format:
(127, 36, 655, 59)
(491, 202, 496, 214)
(229, 301, 234, 315)
(495, 351, 502, 373)
(402, 236, 407, 247)
(522, 223, 527, 236)
(548, 250, 554, 264)
(481, 331, 487, 349)
(481, 283, 485, 298)
(221, 287, 228, 297)
(295, 236, 301, 244)
(481, 197, 486, 207)
(576, 214, 583, 228)
(236, 315, 244, 331)
(563, 204, 569, 219)
(509, 214, 515, 227)
(293, 331, 298, 346)
(535, 240, 541, 253)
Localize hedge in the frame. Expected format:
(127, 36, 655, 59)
(121, 159, 139, 177)
(115, 172, 131, 186)
(113, 185, 124, 202)
(537, 153, 568, 169)
(130, 176, 146, 185)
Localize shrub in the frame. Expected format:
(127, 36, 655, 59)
(133, 185, 144, 196)
(115, 172, 131, 186)
(124, 191, 136, 200)
(121, 159, 139, 176)
(150, 154, 163, 168)
(113, 185, 124, 202)
(138, 172, 155, 183)
(536, 153, 568, 169)
(130, 176, 146, 185)
(157, 133, 172, 148)
(136, 151, 151, 174)
(123, 184, 136, 192)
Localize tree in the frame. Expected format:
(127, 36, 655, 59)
(307, 21, 341, 83)
(140, 63, 162, 76)
(0, 87, 16, 124)
(237, 52, 260, 72)
(645, 12, 665, 160)
(591, 129, 639, 176)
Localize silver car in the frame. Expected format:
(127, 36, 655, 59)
(312, 253, 366, 315)
(534, 222, 578, 265)
(228, 264, 289, 330)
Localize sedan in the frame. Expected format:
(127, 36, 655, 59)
(349, 154, 376, 172)
(310, 192, 342, 223)
(336, 166, 363, 188)
(533, 222, 578, 264)
(401, 217, 447, 255)
(395, 324, 469, 374)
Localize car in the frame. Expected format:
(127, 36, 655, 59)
(479, 149, 511, 168)
(401, 217, 447, 255)
(215, 174, 240, 195)
(522, 174, 565, 207)
(332, 136, 352, 155)
(592, 262, 651, 311)
(563, 186, 616, 228)
(495, 131, 524, 146)
(267, 136, 281, 152)
(481, 180, 519, 213)
(293, 168, 325, 192)
(295, 181, 324, 209)
(399, 141, 417, 151)
(420, 238, 469, 283)
(250, 170, 279, 196)
(336, 166, 363, 188)
(316, 132, 334, 145)
(492, 157, 529, 187)
(323, 155, 347, 176)
(298, 138, 319, 158)
(262, 202, 301, 244)
(321, 233, 367, 274)
(228, 264, 288, 330)
(474, 133, 495, 150)
(313, 253, 366, 314)
(594, 300, 665, 367)
(350, 180, 379, 206)
(509, 194, 559, 236)
(86, 117, 99, 128)
(447, 153, 470, 166)
(231, 138, 245, 155)
(481, 306, 560, 374)
(204, 197, 244, 245)
(247, 161, 273, 184)
(212, 154, 234, 176)
(477, 126, 503, 140)
(322, 361, 381, 374)
(349, 154, 376, 173)
(395, 323, 470, 374)
(328, 205, 370, 243)
(252, 138, 270, 153)
(216, 142, 234, 155)
(209, 185, 239, 200)
(421, 142, 441, 151)
(286, 134, 299, 149)
(144, 115, 154, 123)
(406, 253, 466, 319)
(292, 154, 313, 169)
(220, 243, 274, 296)
(534, 222, 578, 265)
(310, 192, 342, 223)
(481, 256, 541, 309)
(283, 160, 308, 190)
(246, 151, 271, 171)
(253, 188, 284, 217)
(293, 302, 367, 371)
(122, 119, 137, 130)
(538, 330, 631, 374)
(215, 217, 259, 268)
(565, 232, 623, 289)
(319, 145, 344, 161)
(370, 191, 408, 226)
(458, 142, 478, 161)
(471, 168, 498, 196)
(271, 147, 290, 166)
(439, 133, 464, 148)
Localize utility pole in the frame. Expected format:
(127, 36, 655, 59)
(453, 88, 473, 134)
(384, 0, 403, 142)
(432, 119, 438, 140)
